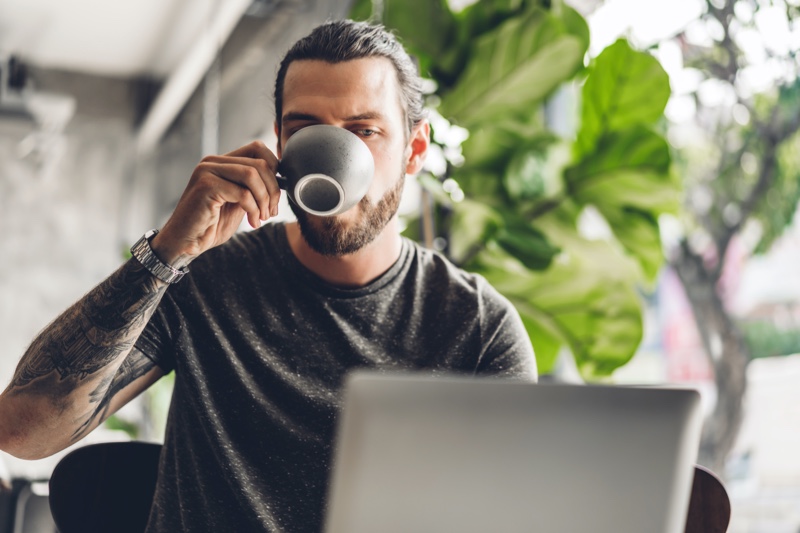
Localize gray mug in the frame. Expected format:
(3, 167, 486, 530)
(277, 125, 375, 217)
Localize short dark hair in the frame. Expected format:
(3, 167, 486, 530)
(274, 19, 425, 136)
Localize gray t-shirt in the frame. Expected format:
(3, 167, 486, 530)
(135, 222, 536, 532)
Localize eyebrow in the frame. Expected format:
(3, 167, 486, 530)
(282, 112, 320, 124)
(342, 112, 386, 122)
(281, 111, 388, 124)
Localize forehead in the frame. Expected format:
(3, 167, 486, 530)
(281, 57, 404, 122)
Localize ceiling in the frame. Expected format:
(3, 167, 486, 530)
(0, 0, 227, 77)
(0, 0, 281, 152)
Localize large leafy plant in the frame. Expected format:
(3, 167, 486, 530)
(351, 0, 677, 378)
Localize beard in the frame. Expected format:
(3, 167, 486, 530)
(291, 172, 405, 257)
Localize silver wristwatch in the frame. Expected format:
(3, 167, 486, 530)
(130, 229, 188, 284)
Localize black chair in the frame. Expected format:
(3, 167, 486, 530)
(684, 464, 731, 533)
(4, 478, 57, 533)
(48, 442, 162, 533)
(48, 441, 730, 533)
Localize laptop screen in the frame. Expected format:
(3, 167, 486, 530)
(325, 372, 703, 533)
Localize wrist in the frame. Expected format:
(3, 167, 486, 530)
(131, 230, 189, 284)
(149, 231, 195, 270)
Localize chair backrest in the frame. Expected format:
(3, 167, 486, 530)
(48, 442, 162, 533)
(11, 480, 56, 533)
(47, 441, 728, 533)
(684, 465, 731, 533)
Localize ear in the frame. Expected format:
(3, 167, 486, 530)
(404, 121, 430, 175)
(274, 122, 282, 159)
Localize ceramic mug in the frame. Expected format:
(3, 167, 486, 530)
(277, 124, 375, 217)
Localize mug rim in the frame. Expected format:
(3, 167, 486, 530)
(294, 173, 346, 216)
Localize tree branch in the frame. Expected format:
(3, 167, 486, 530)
(710, 103, 800, 279)
(704, 0, 740, 84)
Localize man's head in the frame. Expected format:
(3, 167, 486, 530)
(274, 20, 429, 257)
(274, 20, 426, 139)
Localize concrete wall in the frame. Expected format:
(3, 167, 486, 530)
(0, 74, 145, 382)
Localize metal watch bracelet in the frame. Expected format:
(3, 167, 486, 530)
(130, 229, 188, 284)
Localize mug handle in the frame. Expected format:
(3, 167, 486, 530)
(275, 157, 288, 190)
(275, 174, 288, 190)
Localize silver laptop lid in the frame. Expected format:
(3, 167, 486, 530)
(325, 372, 703, 533)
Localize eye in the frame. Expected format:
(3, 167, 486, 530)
(355, 128, 377, 138)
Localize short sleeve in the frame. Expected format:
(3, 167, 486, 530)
(473, 280, 538, 381)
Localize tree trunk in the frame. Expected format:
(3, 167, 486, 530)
(672, 241, 749, 475)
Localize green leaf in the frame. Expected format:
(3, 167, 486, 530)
(449, 199, 503, 264)
(494, 220, 560, 271)
(452, 168, 506, 205)
(454, 0, 542, 44)
(470, 219, 643, 378)
(576, 39, 670, 156)
(503, 149, 548, 201)
(401, 214, 423, 242)
(349, 0, 374, 21)
(517, 307, 563, 374)
(461, 120, 554, 170)
(601, 207, 663, 282)
(567, 127, 674, 209)
(104, 414, 139, 439)
(438, 7, 586, 127)
(557, 3, 590, 53)
(438, 0, 550, 84)
(449, 192, 560, 272)
(566, 126, 677, 280)
(350, 0, 456, 77)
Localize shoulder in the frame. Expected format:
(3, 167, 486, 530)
(408, 240, 509, 309)
(405, 241, 522, 338)
(406, 241, 536, 379)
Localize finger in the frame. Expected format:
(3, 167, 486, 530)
(225, 141, 279, 170)
(204, 154, 281, 218)
(197, 161, 273, 221)
(206, 153, 278, 175)
(203, 174, 262, 228)
(263, 163, 281, 218)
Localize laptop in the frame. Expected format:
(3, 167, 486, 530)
(324, 372, 703, 533)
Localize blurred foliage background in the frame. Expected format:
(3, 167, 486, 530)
(351, 0, 678, 380)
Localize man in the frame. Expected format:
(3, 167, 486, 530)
(0, 20, 536, 532)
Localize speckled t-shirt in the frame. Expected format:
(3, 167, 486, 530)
(135, 222, 536, 533)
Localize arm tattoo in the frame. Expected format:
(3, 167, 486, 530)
(8, 259, 166, 408)
(71, 348, 157, 441)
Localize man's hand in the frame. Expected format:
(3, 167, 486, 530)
(152, 141, 281, 267)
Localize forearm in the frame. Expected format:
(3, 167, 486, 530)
(0, 258, 168, 458)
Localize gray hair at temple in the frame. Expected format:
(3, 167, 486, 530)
(274, 19, 426, 137)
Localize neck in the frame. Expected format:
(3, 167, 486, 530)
(285, 220, 403, 288)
